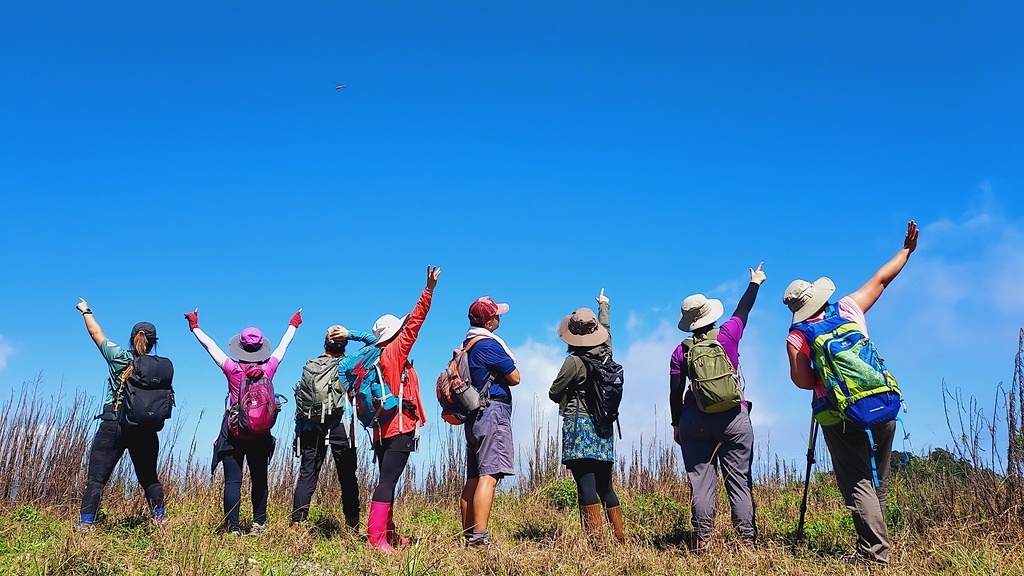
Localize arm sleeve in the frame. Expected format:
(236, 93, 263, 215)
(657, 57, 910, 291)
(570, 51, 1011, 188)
(393, 287, 433, 359)
(598, 300, 612, 354)
(347, 330, 378, 346)
(731, 282, 761, 326)
(669, 347, 685, 426)
(191, 328, 228, 368)
(271, 325, 298, 362)
(549, 356, 582, 403)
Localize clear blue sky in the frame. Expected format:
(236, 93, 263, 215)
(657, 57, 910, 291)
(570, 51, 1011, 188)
(2, 2, 1023, 475)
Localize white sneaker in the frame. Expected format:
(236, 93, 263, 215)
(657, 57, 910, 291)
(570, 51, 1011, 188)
(251, 522, 268, 535)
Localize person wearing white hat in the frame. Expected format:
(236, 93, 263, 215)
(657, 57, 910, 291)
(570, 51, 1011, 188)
(363, 265, 441, 553)
(784, 220, 918, 565)
(670, 263, 766, 550)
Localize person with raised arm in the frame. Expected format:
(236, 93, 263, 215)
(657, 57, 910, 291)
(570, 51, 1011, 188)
(290, 324, 376, 530)
(184, 307, 302, 535)
(343, 265, 439, 553)
(784, 221, 918, 565)
(75, 298, 169, 532)
(550, 288, 624, 542)
(670, 263, 767, 550)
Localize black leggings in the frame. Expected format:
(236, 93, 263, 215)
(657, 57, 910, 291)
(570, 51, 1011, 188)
(222, 439, 271, 529)
(372, 432, 414, 502)
(81, 419, 164, 517)
(292, 422, 359, 523)
(566, 458, 619, 508)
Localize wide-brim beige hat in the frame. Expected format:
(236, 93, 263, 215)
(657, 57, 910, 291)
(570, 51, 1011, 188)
(372, 313, 409, 346)
(678, 294, 724, 332)
(558, 307, 610, 347)
(784, 277, 837, 323)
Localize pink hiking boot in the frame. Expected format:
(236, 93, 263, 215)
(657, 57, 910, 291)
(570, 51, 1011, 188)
(387, 505, 412, 547)
(367, 501, 397, 553)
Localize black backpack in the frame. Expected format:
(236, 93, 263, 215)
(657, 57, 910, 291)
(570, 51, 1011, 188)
(577, 355, 624, 438)
(117, 355, 175, 431)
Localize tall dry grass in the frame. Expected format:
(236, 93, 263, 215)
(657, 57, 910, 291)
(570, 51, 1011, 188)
(1, 332, 1024, 574)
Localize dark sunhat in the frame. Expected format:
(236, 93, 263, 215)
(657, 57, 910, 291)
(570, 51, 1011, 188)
(227, 327, 274, 362)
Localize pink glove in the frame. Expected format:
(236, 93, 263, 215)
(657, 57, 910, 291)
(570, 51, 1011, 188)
(184, 309, 199, 331)
(289, 308, 303, 328)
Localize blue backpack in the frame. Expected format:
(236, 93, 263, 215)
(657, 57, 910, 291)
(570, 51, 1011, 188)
(792, 303, 903, 487)
(791, 303, 902, 430)
(343, 346, 402, 429)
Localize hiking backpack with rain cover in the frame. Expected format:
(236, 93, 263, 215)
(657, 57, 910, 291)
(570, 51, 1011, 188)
(295, 356, 348, 424)
(577, 355, 625, 437)
(117, 354, 175, 431)
(683, 329, 742, 413)
(228, 363, 281, 440)
(436, 336, 490, 425)
(791, 303, 902, 430)
(345, 346, 404, 429)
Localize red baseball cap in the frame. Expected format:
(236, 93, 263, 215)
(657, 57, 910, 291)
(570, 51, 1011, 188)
(468, 296, 510, 325)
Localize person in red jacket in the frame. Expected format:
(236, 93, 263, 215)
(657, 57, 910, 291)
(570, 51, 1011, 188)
(365, 265, 440, 552)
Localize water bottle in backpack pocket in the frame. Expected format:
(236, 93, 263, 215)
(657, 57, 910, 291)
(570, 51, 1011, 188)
(436, 336, 490, 425)
(228, 367, 281, 440)
(117, 354, 175, 431)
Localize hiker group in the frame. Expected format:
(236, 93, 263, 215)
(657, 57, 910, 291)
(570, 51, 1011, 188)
(73, 221, 919, 565)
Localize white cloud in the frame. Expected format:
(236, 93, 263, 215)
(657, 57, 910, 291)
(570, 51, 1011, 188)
(0, 336, 12, 371)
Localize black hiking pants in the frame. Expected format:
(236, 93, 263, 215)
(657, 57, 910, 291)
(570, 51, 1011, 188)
(291, 420, 360, 524)
(80, 419, 164, 518)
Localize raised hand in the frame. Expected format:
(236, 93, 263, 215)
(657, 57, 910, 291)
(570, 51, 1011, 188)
(904, 220, 919, 254)
(596, 288, 609, 304)
(426, 265, 442, 290)
(76, 298, 90, 313)
(184, 308, 200, 331)
(749, 262, 767, 285)
(289, 308, 303, 328)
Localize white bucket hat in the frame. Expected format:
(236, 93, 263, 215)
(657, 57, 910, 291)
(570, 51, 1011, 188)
(783, 277, 837, 323)
(372, 313, 410, 346)
(678, 294, 724, 332)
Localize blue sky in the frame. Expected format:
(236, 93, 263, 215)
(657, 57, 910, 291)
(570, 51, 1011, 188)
(2, 2, 1024, 476)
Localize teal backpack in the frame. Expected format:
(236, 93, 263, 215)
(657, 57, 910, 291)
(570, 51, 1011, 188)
(343, 347, 403, 429)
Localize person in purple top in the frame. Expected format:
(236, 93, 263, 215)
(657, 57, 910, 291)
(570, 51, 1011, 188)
(669, 262, 766, 550)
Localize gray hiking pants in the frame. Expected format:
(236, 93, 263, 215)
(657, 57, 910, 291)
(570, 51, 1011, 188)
(822, 420, 896, 564)
(677, 403, 756, 544)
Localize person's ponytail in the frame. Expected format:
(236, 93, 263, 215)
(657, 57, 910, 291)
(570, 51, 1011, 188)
(132, 331, 152, 356)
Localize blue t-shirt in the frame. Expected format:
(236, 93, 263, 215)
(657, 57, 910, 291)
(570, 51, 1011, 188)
(465, 338, 516, 401)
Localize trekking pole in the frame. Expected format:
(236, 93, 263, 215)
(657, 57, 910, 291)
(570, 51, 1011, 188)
(795, 415, 819, 545)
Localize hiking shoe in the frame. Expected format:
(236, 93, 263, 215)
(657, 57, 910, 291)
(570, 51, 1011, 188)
(250, 522, 268, 535)
(466, 534, 492, 548)
(75, 521, 94, 533)
(151, 510, 168, 528)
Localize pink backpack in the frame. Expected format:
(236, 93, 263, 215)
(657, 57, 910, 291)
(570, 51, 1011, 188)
(228, 363, 280, 440)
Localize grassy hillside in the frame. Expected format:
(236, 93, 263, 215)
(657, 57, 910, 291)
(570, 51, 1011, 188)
(3, 333, 1024, 575)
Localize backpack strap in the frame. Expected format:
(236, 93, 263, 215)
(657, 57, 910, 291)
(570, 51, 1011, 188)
(113, 358, 136, 414)
(464, 336, 495, 394)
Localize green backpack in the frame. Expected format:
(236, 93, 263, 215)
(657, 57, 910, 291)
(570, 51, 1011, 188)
(294, 355, 348, 424)
(683, 329, 742, 413)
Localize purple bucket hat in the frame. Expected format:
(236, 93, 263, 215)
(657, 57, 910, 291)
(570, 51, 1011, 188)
(227, 327, 274, 362)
